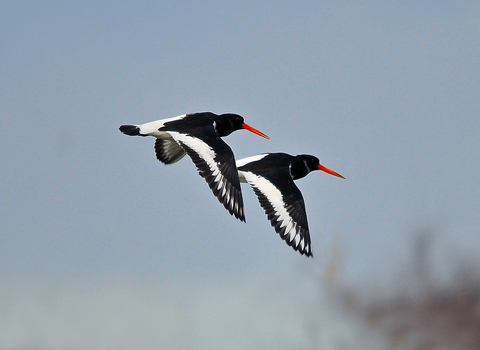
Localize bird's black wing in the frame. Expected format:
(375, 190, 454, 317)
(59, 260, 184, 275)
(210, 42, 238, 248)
(238, 163, 312, 256)
(168, 125, 245, 222)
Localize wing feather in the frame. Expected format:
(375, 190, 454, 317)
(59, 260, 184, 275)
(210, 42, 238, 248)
(239, 170, 312, 256)
(169, 131, 245, 222)
(154, 138, 186, 164)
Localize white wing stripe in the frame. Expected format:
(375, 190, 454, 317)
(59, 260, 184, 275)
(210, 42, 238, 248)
(169, 131, 218, 175)
(138, 114, 187, 136)
(239, 169, 311, 254)
(168, 131, 241, 219)
(241, 171, 297, 237)
(236, 154, 268, 168)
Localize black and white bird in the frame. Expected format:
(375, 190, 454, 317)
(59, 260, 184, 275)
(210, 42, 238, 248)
(119, 112, 269, 222)
(236, 153, 344, 257)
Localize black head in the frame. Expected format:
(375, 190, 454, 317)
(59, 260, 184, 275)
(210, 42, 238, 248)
(215, 113, 269, 139)
(298, 154, 321, 172)
(293, 154, 345, 180)
(223, 114, 244, 128)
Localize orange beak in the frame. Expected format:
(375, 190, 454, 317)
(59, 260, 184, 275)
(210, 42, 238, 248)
(242, 123, 270, 139)
(318, 164, 345, 179)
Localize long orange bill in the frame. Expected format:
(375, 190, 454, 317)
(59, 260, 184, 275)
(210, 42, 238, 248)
(242, 123, 270, 139)
(318, 164, 345, 179)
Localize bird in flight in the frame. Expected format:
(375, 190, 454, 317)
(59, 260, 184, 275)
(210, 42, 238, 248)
(236, 153, 344, 256)
(119, 112, 269, 222)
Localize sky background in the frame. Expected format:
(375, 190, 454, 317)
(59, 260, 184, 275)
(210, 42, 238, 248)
(1, 1, 480, 348)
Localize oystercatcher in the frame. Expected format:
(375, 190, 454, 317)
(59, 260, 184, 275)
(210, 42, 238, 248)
(236, 153, 344, 256)
(119, 112, 269, 222)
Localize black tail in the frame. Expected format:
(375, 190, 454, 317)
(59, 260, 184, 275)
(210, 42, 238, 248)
(119, 125, 143, 136)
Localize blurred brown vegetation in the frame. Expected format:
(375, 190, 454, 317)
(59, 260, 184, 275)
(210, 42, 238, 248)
(356, 274, 480, 349)
(327, 229, 480, 350)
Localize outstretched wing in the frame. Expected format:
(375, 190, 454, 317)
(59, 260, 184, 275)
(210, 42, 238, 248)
(154, 138, 186, 164)
(169, 130, 245, 222)
(238, 168, 312, 256)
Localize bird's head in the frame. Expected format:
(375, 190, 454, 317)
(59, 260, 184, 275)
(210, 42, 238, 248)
(296, 154, 345, 179)
(216, 113, 270, 139)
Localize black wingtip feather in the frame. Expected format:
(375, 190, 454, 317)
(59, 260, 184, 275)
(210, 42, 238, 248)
(119, 125, 143, 136)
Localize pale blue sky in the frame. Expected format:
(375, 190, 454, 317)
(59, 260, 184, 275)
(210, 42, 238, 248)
(2, 1, 480, 287)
